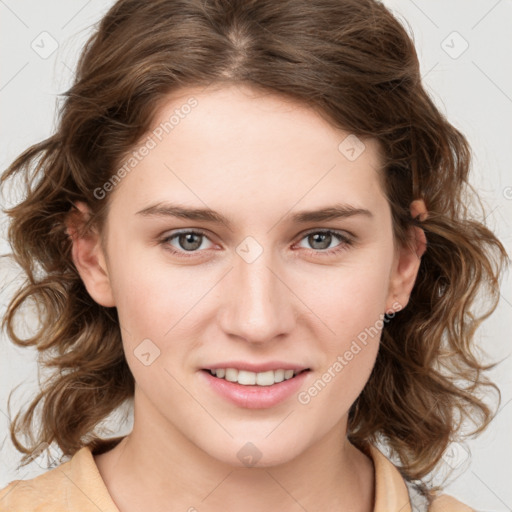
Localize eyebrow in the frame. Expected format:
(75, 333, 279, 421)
(135, 202, 373, 229)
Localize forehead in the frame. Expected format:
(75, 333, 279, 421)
(107, 83, 387, 222)
(148, 83, 380, 161)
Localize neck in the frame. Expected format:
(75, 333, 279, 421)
(94, 392, 375, 512)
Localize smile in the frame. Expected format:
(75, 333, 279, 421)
(205, 368, 309, 386)
(200, 367, 311, 409)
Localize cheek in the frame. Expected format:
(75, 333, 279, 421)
(295, 253, 393, 340)
(299, 340, 379, 433)
(108, 245, 201, 336)
(292, 253, 391, 401)
(295, 279, 385, 420)
(108, 253, 199, 396)
(108, 227, 394, 354)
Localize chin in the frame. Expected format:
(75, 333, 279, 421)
(202, 435, 307, 469)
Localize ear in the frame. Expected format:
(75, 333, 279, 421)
(385, 199, 427, 313)
(65, 201, 115, 307)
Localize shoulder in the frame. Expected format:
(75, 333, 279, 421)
(0, 440, 122, 512)
(428, 493, 475, 512)
(0, 458, 74, 511)
(365, 443, 475, 512)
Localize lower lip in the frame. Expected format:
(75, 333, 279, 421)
(200, 370, 310, 409)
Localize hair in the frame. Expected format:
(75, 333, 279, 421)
(1, 0, 508, 498)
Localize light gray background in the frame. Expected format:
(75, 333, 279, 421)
(1, 1, 511, 510)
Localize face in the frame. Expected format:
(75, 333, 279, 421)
(71, 83, 422, 468)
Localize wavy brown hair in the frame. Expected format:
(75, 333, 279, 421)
(1, 0, 508, 497)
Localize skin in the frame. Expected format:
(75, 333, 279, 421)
(67, 83, 427, 512)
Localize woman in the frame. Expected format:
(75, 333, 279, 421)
(0, 0, 507, 510)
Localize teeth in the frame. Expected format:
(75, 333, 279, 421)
(238, 370, 256, 385)
(274, 369, 285, 383)
(225, 368, 238, 382)
(209, 368, 302, 386)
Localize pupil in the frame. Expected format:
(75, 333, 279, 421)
(180, 233, 202, 251)
(310, 233, 330, 250)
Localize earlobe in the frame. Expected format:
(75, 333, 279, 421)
(65, 201, 115, 308)
(385, 199, 428, 311)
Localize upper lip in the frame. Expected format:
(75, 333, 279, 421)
(203, 361, 310, 373)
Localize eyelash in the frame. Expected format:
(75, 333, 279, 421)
(159, 229, 354, 259)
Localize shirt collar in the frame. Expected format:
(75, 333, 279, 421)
(66, 438, 413, 512)
(366, 444, 413, 512)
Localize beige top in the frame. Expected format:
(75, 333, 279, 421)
(0, 438, 474, 511)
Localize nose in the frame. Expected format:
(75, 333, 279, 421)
(217, 247, 297, 345)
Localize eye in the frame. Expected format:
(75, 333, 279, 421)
(295, 229, 353, 256)
(159, 228, 353, 259)
(160, 230, 214, 257)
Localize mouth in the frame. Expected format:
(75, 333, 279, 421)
(201, 368, 311, 386)
(200, 366, 312, 409)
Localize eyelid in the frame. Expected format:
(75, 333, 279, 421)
(292, 228, 354, 254)
(297, 227, 354, 241)
(159, 227, 355, 257)
(160, 228, 216, 248)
